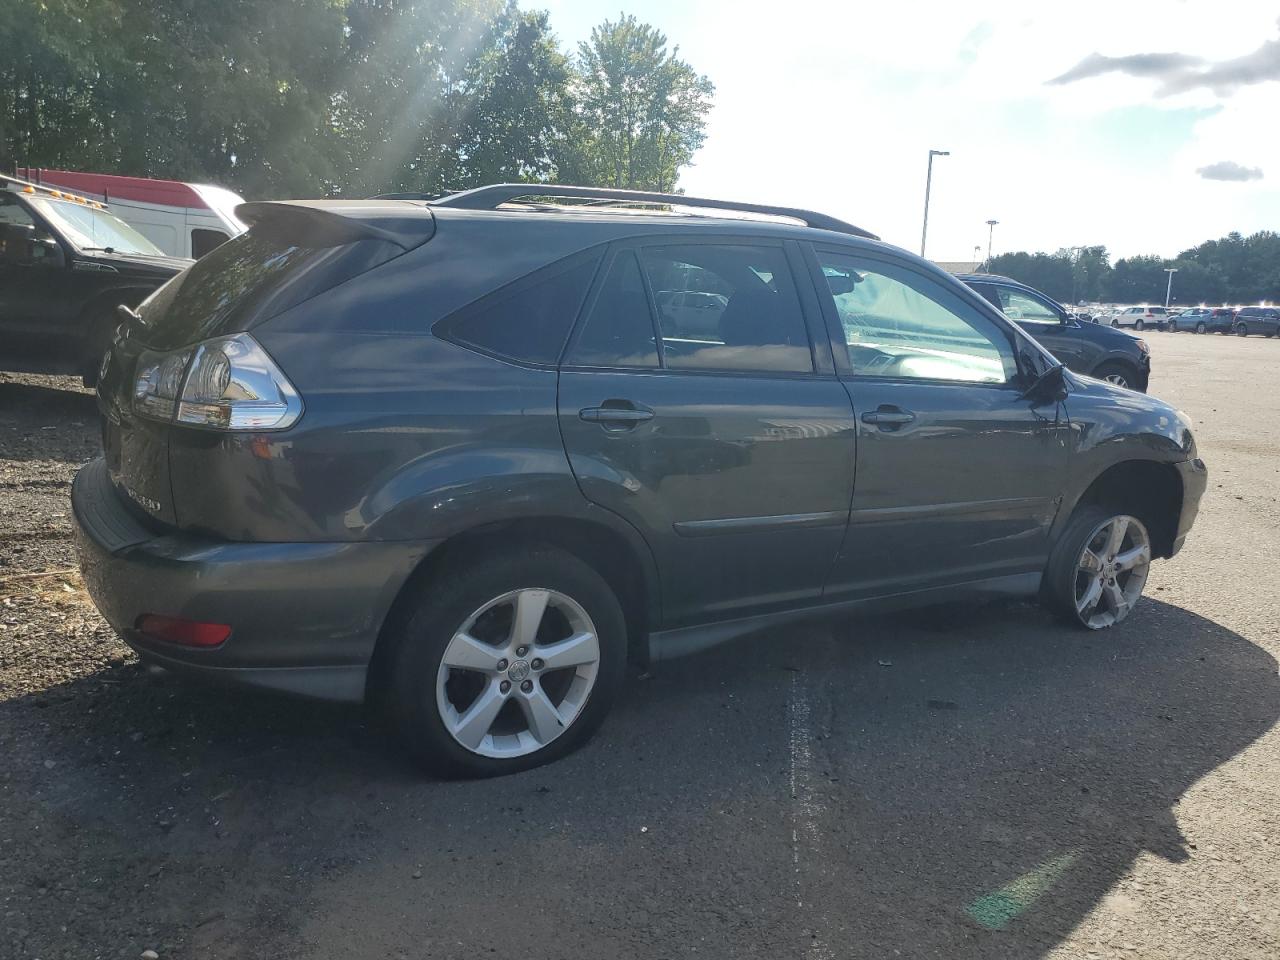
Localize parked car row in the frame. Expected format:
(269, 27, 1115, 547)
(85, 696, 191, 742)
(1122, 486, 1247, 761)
(1169, 306, 1280, 337)
(70, 183, 1206, 777)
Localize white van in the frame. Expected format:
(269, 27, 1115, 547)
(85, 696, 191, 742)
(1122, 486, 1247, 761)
(15, 168, 246, 258)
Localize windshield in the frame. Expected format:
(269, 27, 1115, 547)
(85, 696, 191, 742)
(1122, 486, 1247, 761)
(28, 196, 164, 257)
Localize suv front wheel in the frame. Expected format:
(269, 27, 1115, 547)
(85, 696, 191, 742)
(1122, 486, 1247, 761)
(1043, 505, 1152, 630)
(385, 544, 626, 778)
(1092, 361, 1140, 391)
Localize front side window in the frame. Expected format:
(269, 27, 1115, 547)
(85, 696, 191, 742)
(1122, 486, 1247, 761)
(817, 251, 1017, 384)
(0, 194, 59, 266)
(996, 288, 1061, 322)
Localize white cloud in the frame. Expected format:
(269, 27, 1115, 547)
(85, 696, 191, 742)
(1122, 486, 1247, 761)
(542, 0, 1280, 259)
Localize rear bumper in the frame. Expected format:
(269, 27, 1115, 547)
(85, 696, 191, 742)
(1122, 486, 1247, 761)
(1170, 457, 1208, 557)
(72, 458, 438, 702)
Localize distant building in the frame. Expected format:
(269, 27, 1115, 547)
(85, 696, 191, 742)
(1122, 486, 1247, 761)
(934, 261, 983, 274)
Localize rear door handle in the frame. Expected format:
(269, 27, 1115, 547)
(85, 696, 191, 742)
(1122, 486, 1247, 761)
(861, 406, 915, 429)
(579, 402, 655, 430)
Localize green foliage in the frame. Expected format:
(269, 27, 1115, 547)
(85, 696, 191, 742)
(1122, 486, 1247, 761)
(991, 233, 1276, 306)
(568, 14, 714, 191)
(1, 1, 712, 199)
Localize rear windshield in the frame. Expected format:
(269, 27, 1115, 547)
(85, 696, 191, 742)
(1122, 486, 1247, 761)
(135, 228, 402, 349)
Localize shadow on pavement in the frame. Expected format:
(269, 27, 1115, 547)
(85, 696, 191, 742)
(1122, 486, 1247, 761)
(0, 380, 100, 463)
(3, 596, 1276, 959)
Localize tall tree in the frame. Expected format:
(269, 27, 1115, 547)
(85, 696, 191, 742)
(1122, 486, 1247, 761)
(569, 15, 713, 191)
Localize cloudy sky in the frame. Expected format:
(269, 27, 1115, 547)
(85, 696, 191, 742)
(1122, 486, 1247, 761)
(540, 0, 1279, 261)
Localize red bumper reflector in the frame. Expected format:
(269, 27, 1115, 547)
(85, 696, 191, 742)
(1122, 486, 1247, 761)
(136, 614, 231, 648)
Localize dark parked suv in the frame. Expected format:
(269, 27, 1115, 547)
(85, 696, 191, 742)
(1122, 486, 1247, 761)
(959, 274, 1151, 391)
(1, 175, 191, 383)
(1233, 306, 1280, 338)
(73, 185, 1207, 777)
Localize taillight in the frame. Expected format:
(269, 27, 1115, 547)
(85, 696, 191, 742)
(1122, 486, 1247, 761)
(132, 333, 302, 431)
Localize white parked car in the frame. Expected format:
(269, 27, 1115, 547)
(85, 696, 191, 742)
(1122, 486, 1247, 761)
(1111, 306, 1169, 331)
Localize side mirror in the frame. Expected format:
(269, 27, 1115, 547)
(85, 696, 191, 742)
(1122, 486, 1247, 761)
(1019, 362, 1069, 405)
(30, 236, 63, 264)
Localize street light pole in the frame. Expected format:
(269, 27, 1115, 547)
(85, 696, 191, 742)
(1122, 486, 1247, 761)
(985, 219, 999, 269)
(920, 149, 950, 257)
(1164, 267, 1178, 308)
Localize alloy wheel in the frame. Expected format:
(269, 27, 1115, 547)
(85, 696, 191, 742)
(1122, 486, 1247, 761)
(1237, 324, 1248, 337)
(1103, 372, 1130, 388)
(435, 588, 600, 759)
(1196, 322, 1206, 334)
(1073, 515, 1151, 629)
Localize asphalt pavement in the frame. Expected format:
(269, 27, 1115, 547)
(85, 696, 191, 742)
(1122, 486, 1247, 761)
(2, 329, 1278, 960)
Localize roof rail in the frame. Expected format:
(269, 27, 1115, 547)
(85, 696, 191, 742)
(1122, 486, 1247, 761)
(429, 183, 878, 240)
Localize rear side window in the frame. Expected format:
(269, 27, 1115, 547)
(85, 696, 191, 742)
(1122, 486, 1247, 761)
(642, 244, 812, 373)
(435, 255, 601, 366)
(568, 251, 660, 368)
(567, 242, 814, 374)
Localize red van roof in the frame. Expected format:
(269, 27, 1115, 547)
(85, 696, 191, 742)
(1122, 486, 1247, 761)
(18, 168, 210, 210)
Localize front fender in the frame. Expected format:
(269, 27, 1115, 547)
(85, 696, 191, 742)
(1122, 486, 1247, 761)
(1052, 378, 1196, 532)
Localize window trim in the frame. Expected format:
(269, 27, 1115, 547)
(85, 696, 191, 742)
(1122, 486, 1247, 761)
(560, 234, 828, 380)
(804, 243, 1045, 388)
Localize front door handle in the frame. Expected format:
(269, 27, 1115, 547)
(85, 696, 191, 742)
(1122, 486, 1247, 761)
(861, 406, 915, 430)
(579, 402, 655, 430)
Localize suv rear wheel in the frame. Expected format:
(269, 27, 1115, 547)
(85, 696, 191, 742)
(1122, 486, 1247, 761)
(1043, 505, 1152, 630)
(1195, 321, 1207, 334)
(385, 544, 626, 778)
(1134, 319, 1145, 331)
(1236, 323, 1249, 337)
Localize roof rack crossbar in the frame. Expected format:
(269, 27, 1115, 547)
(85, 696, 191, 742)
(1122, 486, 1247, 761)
(429, 183, 878, 240)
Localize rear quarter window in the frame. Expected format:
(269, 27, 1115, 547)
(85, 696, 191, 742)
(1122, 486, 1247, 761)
(433, 253, 602, 366)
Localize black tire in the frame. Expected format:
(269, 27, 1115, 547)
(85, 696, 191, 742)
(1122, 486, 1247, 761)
(1042, 505, 1148, 630)
(1135, 319, 1145, 331)
(383, 544, 627, 778)
(1195, 321, 1206, 334)
(1092, 361, 1139, 391)
(1236, 323, 1248, 337)
(80, 311, 118, 387)
(1110, 319, 1119, 327)
(1168, 320, 1178, 333)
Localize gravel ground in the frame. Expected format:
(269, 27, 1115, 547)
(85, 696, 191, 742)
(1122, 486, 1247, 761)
(2, 331, 1279, 960)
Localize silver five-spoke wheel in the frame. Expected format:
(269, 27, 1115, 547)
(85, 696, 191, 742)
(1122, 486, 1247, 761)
(1073, 514, 1151, 628)
(436, 588, 600, 759)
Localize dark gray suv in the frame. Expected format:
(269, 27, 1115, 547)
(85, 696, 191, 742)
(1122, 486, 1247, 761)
(73, 185, 1207, 777)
